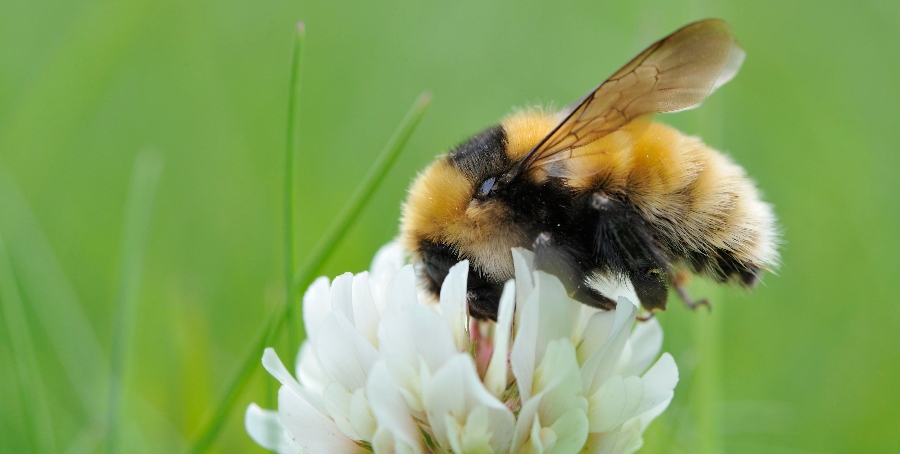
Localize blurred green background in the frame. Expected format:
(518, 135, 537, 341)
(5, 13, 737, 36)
(1, 0, 898, 452)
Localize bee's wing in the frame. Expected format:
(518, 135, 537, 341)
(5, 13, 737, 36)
(514, 19, 745, 178)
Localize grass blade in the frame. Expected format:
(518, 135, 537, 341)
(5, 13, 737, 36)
(0, 167, 182, 451)
(284, 22, 306, 354)
(106, 150, 164, 453)
(692, 292, 722, 453)
(188, 91, 431, 454)
(691, 92, 724, 453)
(293, 91, 431, 292)
(0, 169, 109, 422)
(0, 232, 56, 453)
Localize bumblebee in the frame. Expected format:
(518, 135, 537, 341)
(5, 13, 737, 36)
(400, 19, 779, 320)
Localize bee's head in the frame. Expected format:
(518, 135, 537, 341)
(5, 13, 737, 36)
(400, 111, 557, 302)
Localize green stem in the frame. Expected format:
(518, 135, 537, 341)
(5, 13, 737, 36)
(106, 150, 164, 454)
(292, 92, 431, 294)
(284, 22, 306, 356)
(693, 303, 721, 454)
(0, 169, 177, 446)
(692, 87, 724, 453)
(0, 232, 56, 453)
(187, 92, 431, 454)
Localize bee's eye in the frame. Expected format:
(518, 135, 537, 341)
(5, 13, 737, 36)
(478, 177, 496, 196)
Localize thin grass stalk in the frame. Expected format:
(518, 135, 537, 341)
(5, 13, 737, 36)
(692, 85, 724, 453)
(187, 92, 431, 454)
(0, 169, 181, 449)
(291, 91, 432, 294)
(693, 294, 722, 454)
(284, 22, 306, 354)
(0, 232, 56, 453)
(0, 169, 109, 421)
(106, 150, 164, 454)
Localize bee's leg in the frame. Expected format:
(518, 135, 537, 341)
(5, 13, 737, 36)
(532, 231, 616, 310)
(667, 269, 711, 311)
(573, 286, 618, 311)
(629, 268, 669, 312)
(589, 192, 675, 313)
(455, 259, 505, 321)
(715, 254, 762, 288)
(466, 276, 504, 321)
(636, 311, 655, 322)
(676, 286, 710, 311)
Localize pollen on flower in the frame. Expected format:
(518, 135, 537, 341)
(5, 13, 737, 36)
(245, 242, 678, 454)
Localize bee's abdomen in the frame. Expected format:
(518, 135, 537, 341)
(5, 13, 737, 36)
(578, 122, 779, 281)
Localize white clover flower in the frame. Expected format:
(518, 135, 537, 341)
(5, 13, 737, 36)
(246, 243, 678, 454)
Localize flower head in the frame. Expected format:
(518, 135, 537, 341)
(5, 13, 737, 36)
(246, 243, 678, 453)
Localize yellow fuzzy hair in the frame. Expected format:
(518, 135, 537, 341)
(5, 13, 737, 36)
(401, 110, 779, 285)
(400, 159, 528, 280)
(502, 110, 779, 270)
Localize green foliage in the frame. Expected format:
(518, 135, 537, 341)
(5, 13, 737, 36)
(1, 0, 898, 452)
(188, 92, 430, 454)
(107, 150, 163, 453)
